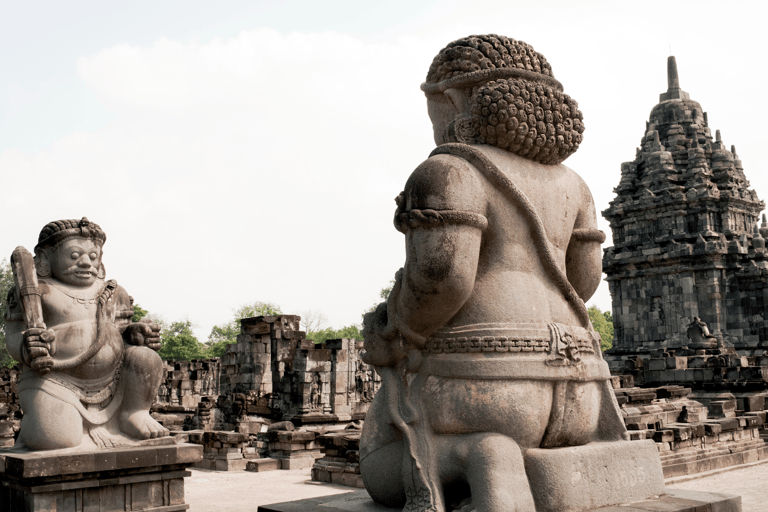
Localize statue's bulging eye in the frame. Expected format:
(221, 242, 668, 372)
(89, 253, 98, 260)
(71, 252, 80, 260)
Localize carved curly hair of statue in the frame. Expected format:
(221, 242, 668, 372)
(422, 34, 584, 165)
(425, 34, 555, 85)
(469, 79, 584, 165)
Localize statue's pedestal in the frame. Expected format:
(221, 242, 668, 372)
(0, 443, 203, 512)
(257, 489, 741, 512)
(259, 441, 740, 512)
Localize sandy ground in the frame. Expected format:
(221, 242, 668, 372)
(186, 460, 768, 512)
(185, 467, 353, 512)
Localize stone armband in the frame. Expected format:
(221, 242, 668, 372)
(394, 208, 489, 234)
(571, 228, 606, 243)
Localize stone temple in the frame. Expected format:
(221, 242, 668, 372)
(603, 56, 768, 359)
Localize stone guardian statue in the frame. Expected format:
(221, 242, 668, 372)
(4, 218, 169, 451)
(360, 35, 657, 512)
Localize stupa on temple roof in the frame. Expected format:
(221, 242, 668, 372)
(603, 56, 767, 359)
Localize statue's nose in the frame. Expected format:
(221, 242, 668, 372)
(77, 255, 92, 267)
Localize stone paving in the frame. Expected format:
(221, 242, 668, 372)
(667, 460, 768, 512)
(186, 461, 768, 511)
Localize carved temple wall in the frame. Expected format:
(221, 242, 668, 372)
(603, 57, 768, 358)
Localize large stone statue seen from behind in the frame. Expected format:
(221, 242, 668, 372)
(360, 35, 665, 512)
(4, 217, 169, 451)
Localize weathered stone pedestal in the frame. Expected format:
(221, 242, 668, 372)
(0, 443, 203, 512)
(261, 440, 740, 512)
(258, 489, 741, 512)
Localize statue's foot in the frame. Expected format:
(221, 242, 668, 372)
(119, 410, 170, 440)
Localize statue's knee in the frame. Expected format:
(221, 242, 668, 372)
(124, 345, 163, 373)
(479, 433, 523, 462)
(360, 439, 406, 508)
(19, 393, 82, 450)
(454, 432, 524, 468)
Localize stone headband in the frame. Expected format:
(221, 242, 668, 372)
(421, 67, 564, 95)
(35, 217, 106, 252)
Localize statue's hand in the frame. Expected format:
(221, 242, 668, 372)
(361, 304, 406, 368)
(124, 318, 162, 351)
(23, 327, 56, 373)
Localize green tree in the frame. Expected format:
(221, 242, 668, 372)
(131, 303, 149, 323)
(158, 320, 207, 360)
(300, 309, 329, 336)
(363, 280, 395, 320)
(206, 301, 282, 358)
(306, 324, 363, 344)
(588, 305, 614, 352)
(0, 259, 16, 367)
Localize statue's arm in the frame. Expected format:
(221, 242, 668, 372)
(116, 287, 161, 351)
(5, 283, 56, 370)
(390, 154, 487, 343)
(565, 177, 604, 303)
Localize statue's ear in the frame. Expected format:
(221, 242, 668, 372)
(35, 250, 51, 278)
(445, 113, 476, 145)
(97, 262, 106, 279)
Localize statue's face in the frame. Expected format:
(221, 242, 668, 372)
(49, 237, 103, 287)
(426, 89, 469, 146)
(427, 94, 457, 146)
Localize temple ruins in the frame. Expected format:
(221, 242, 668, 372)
(601, 57, 768, 478)
(604, 56, 767, 357)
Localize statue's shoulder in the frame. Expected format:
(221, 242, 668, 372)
(110, 283, 133, 308)
(403, 151, 486, 212)
(550, 160, 592, 201)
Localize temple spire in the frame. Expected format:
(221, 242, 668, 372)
(667, 56, 680, 90)
(660, 56, 690, 102)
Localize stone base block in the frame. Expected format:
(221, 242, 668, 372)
(524, 440, 665, 511)
(280, 456, 316, 470)
(0, 443, 203, 512)
(256, 489, 740, 512)
(214, 458, 247, 471)
(246, 458, 280, 472)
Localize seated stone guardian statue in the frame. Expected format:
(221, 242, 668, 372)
(360, 35, 638, 512)
(4, 218, 169, 451)
(686, 316, 719, 349)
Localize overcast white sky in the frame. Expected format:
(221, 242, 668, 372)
(2, 1, 767, 340)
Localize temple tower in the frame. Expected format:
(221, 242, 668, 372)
(603, 56, 766, 358)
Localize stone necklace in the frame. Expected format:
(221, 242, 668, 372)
(48, 281, 102, 309)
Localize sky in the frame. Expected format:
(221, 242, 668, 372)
(2, 0, 767, 341)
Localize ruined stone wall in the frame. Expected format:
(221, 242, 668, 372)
(156, 359, 221, 408)
(209, 314, 377, 425)
(0, 367, 20, 447)
(611, 378, 767, 478)
(271, 337, 378, 422)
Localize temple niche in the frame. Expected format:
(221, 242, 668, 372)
(603, 56, 767, 360)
